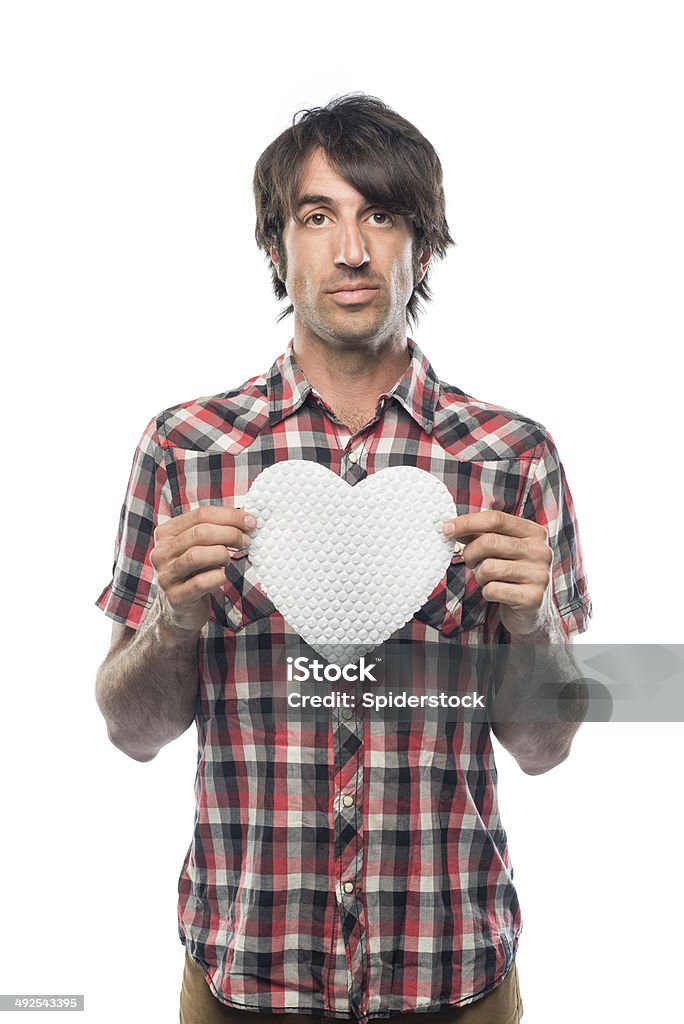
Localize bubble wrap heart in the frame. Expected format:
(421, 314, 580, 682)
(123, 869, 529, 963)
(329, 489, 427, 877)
(243, 461, 457, 665)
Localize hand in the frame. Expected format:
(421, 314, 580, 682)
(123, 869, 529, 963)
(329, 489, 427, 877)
(443, 509, 555, 638)
(149, 506, 257, 633)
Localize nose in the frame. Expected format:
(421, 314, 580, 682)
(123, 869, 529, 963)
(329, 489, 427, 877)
(334, 218, 370, 269)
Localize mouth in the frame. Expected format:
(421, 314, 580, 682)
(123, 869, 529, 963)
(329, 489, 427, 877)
(328, 287, 380, 305)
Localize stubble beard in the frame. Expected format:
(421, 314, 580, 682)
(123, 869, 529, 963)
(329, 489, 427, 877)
(277, 242, 423, 349)
(301, 289, 399, 348)
(290, 269, 419, 350)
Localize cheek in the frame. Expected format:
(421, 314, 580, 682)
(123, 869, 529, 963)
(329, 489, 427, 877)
(287, 261, 310, 291)
(285, 243, 321, 292)
(286, 265, 319, 307)
(389, 251, 418, 295)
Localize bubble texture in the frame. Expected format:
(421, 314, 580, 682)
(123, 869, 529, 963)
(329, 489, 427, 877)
(244, 461, 458, 664)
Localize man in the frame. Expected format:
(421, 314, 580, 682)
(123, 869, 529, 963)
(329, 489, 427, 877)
(95, 94, 592, 1023)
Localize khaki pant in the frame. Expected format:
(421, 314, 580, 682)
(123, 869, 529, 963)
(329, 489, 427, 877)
(179, 950, 524, 1024)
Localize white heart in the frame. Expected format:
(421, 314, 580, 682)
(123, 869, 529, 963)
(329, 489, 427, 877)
(243, 461, 457, 665)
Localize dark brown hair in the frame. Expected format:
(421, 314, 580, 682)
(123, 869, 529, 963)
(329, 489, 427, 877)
(253, 93, 454, 325)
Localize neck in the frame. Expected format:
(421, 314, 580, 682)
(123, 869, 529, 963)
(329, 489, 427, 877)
(292, 324, 411, 430)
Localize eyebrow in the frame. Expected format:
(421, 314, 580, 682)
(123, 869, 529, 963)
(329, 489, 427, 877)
(294, 194, 335, 212)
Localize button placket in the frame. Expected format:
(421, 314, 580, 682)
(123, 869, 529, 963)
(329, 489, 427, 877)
(332, 701, 367, 1012)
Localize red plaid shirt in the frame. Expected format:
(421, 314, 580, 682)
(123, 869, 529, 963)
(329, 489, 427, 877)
(96, 337, 591, 1020)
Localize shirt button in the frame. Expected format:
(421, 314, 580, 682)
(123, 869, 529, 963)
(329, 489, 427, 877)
(343, 881, 354, 894)
(348, 451, 358, 464)
(342, 794, 354, 807)
(341, 707, 353, 720)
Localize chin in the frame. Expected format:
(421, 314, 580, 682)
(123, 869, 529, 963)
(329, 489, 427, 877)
(298, 301, 397, 346)
(328, 311, 393, 343)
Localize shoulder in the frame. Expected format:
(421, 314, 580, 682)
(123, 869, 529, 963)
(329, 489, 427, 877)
(150, 370, 271, 455)
(432, 379, 553, 461)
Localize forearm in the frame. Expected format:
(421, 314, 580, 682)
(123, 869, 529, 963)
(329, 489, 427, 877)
(490, 609, 588, 774)
(95, 597, 200, 760)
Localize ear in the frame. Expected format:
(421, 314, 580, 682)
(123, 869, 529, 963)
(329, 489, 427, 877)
(417, 244, 433, 283)
(270, 242, 286, 284)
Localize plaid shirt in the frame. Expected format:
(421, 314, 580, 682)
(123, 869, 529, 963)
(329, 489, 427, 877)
(96, 337, 591, 1020)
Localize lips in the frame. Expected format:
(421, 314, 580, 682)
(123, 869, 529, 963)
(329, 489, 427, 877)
(328, 286, 379, 304)
(329, 281, 378, 292)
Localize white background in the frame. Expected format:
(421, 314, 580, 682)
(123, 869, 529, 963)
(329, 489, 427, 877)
(1, 2, 682, 1021)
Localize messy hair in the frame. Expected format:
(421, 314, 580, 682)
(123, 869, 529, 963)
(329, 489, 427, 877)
(253, 93, 454, 326)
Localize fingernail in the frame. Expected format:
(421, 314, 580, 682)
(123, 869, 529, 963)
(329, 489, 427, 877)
(244, 514, 257, 528)
(242, 534, 252, 547)
(443, 522, 455, 535)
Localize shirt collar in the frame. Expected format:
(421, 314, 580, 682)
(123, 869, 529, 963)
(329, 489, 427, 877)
(266, 336, 440, 435)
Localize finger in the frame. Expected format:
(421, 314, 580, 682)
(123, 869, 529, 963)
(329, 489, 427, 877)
(154, 505, 257, 543)
(480, 580, 547, 609)
(472, 558, 551, 588)
(156, 544, 232, 589)
(152, 522, 253, 571)
(164, 568, 231, 608)
(444, 510, 547, 543)
(463, 533, 550, 567)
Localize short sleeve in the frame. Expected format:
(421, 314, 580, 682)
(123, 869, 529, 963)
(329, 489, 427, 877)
(95, 415, 173, 629)
(519, 430, 593, 638)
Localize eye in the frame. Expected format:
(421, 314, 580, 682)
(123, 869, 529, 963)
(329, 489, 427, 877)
(368, 211, 393, 226)
(304, 212, 331, 227)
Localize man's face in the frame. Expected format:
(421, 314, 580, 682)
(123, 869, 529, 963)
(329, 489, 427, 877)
(270, 148, 431, 348)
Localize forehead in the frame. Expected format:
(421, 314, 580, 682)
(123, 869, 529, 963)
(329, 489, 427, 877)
(295, 148, 367, 206)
